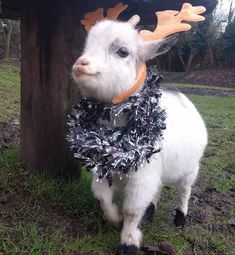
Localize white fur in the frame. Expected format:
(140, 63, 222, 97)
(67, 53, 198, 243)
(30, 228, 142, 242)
(73, 20, 140, 102)
(92, 91, 207, 247)
(73, 19, 208, 249)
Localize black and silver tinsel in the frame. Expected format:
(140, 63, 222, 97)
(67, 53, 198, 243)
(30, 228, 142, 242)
(67, 68, 166, 185)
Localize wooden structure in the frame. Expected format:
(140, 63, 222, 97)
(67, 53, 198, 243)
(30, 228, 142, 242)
(0, 0, 217, 174)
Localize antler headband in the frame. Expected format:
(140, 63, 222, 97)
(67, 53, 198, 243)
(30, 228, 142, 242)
(81, 2, 206, 104)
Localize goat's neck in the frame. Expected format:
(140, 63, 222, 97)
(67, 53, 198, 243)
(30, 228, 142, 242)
(112, 63, 147, 104)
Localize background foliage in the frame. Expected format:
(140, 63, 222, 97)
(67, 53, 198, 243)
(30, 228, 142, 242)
(0, 19, 20, 59)
(149, 0, 235, 72)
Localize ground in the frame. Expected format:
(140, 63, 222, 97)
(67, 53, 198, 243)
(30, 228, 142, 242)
(163, 68, 235, 88)
(0, 59, 20, 151)
(0, 60, 235, 255)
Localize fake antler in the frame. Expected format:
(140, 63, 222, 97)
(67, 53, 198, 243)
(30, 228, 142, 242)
(140, 3, 206, 41)
(81, 3, 128, 31)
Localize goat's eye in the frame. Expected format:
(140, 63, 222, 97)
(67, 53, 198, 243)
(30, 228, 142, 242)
(117, 47, 129, 58)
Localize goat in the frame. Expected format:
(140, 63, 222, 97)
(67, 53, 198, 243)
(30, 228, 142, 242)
(72, 16, 208, 255)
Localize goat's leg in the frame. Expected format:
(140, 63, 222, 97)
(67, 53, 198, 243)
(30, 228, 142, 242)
(119, 167, 161, 254)
(174, 168, 199, 227)
(91, 176, 122, 229)
(144, 186, 162, 222)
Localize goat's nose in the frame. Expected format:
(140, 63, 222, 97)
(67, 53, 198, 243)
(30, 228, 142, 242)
(75, 58, 89, 66)
(73, 58, 90, 76)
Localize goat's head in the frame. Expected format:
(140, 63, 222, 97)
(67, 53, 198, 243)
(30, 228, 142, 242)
(72, 3, 206, 103)
(72, 19, 177, 102)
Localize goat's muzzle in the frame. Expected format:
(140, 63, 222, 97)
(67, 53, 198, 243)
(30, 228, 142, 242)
(73, 58, 91, 77)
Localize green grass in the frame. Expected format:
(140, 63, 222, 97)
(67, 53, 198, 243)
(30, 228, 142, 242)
(162, 83, 235, 91)
(0, 95, 234, 255)
(188, 96, 235, 191)
(0, 63, 20, 121)
(0, 148, 117, 255)
(0, 64, 235, 254)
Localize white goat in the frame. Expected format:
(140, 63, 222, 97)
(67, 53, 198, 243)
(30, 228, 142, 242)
(72, 19, 208, 255)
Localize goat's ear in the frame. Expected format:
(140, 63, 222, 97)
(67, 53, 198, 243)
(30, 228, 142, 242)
(127, 15, 140, 27)
(138, 34, 179, 62)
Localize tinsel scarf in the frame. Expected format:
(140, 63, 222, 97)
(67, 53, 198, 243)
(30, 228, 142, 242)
(67, 69, 166, 185)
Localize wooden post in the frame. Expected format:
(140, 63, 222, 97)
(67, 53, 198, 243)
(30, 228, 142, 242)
(20, 1, 87, 175)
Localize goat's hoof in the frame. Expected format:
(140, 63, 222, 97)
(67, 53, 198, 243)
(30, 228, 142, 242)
(117, 244, 138, 255)
(174, 209, 186, 227)
(144, 202, 155, 222)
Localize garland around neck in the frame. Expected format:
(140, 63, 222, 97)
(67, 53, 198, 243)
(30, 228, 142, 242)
(67, 68, 166, 186)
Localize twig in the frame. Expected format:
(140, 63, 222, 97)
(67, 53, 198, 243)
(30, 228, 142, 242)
(192, 238, 198, 255)
(187, 213, 203, 223)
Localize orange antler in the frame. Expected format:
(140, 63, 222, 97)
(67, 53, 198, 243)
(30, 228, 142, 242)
(106, 2, 128, 20)
(140, 3, 206, 41)
(81, 3, 128, 31)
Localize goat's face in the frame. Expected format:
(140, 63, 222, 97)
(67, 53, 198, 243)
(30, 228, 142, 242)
(73, 19, 177, 102)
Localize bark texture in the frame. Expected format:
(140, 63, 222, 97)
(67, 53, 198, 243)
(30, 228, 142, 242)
(20, 0, 87, 175)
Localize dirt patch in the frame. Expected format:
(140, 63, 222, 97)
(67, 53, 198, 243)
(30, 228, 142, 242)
(190, 187, 234, 225)
(0, 119, 20, 150)
(0, 58, 20, 68)
(0, 118, 20, 151)
(185, 185, 235, 254)
(162, 68, 235, 88)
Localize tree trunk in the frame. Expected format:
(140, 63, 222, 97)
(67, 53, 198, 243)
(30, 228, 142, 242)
(208, 44, 214, 67)
(20, 0, 87, 176)
(5, 21, 13, 58)
(167, 55, 172, 72)
(203, 43, 214, 67)
(155, 59, 162, 71)
(186, 51, 194, 73)
(178, 54, 186, 71)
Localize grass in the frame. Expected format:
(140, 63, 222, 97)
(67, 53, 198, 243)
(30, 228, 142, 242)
(187, 96, 235, 192)
(162, 83, 235, 91)
(0, 64, 235, 254)
(0, 63, 20, 122)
